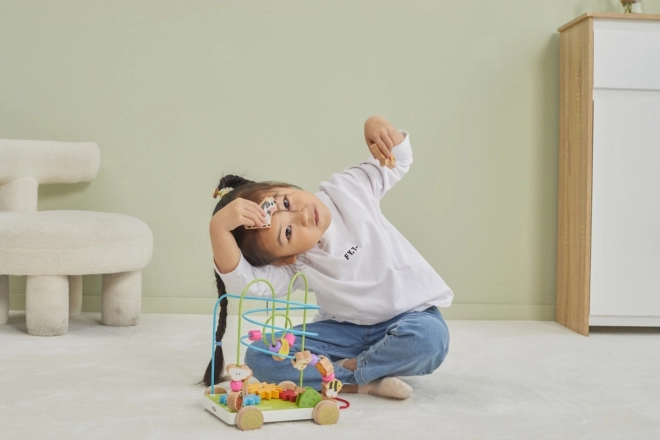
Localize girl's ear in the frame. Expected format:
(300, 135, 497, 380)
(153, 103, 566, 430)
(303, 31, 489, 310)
(275, 255, 296, 266)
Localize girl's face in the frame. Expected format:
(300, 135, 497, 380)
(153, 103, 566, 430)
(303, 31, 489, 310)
(257, 187, 331, 261)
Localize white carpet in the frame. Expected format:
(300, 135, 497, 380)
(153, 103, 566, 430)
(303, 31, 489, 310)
(1, 312, 660, 439)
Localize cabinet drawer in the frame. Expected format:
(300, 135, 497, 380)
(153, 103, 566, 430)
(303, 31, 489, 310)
(594, 29, 660, 90)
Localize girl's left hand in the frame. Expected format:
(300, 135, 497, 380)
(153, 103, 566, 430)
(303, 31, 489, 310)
(364, 116, 404, 161)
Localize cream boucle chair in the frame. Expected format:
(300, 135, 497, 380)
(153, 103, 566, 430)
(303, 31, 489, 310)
(0, 139, 153, 336)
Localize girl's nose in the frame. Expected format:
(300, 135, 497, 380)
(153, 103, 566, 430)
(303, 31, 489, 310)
(298, 209, 309, 227)
(274, 210, 308, 226)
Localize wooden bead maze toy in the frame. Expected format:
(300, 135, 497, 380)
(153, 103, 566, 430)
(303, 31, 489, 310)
(202, 273, 348, 430)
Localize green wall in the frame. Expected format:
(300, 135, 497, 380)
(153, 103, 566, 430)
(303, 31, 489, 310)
(3, 1, 659, 319)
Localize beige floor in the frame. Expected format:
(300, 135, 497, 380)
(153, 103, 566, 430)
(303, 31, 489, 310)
(1, 312, 659, 440)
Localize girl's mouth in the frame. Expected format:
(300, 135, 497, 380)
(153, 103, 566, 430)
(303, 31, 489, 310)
(314, 208, 318, 225)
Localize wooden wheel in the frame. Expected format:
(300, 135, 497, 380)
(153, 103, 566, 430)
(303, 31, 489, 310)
(236, 406, 264, 431)
(312, 400, 339, 425)
(278, 381, 297, 390)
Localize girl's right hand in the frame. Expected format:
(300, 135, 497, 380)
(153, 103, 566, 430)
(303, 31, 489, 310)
(211, 198, 267, 231)
(364, 115, 404, 162)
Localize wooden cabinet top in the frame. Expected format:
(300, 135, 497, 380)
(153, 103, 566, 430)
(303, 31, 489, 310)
(559, 12, 660, 32)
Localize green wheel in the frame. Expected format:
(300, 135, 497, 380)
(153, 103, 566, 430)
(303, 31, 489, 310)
(236, 406, 264, 431)
(312, 400, 339, 425)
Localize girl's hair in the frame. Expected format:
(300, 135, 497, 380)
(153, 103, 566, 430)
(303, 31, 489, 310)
(202, 174, 300, 387)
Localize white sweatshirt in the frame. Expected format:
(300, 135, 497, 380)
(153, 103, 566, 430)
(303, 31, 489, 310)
(215, 132, 454, 325)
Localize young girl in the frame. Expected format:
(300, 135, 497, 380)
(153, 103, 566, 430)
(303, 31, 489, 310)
(204, 116, 453, 400)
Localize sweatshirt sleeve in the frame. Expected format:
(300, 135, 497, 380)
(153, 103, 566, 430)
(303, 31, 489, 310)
(213, 254, 305, 298)
(325, 131, 412, 201)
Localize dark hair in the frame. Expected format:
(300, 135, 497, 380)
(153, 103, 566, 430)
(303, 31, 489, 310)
(202, 174, 300, 387)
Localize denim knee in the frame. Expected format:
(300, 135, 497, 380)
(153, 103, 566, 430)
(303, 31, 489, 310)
(425, 316, 450, 371)
(391, 310, 450, 374)
(243, 341, 269, 377)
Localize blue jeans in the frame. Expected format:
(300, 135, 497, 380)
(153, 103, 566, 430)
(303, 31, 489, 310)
(244, 307, 450, 389)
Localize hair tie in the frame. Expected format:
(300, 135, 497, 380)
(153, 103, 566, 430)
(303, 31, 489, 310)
(213, 187, 234, 199)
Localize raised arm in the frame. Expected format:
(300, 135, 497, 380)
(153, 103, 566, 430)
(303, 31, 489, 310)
(320, 116, 412, 202)
(209, 197, 266, 274)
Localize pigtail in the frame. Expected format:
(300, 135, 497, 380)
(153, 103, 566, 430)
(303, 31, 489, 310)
(203, 175, 251, 387)
(203, 271, 230, 386)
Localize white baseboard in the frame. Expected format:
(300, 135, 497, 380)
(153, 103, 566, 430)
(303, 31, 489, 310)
(589, 315, 660, 327)
(8, 293, 555, 321)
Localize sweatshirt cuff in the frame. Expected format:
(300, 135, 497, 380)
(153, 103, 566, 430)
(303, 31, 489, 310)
(213, 253, 248, 278)
(391, 130, 412, 164)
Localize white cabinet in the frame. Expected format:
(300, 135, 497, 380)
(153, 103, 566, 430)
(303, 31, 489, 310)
(556, 13, 660, 335)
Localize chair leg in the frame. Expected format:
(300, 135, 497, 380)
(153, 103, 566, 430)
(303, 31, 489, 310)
(69, 275, 83, 317)
(101, 270, 141, 327)
(26, 275, 69, 336)
(0, 275, 8, 326)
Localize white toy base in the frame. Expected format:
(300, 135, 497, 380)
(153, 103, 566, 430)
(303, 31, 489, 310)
(203, 394, 314, 425)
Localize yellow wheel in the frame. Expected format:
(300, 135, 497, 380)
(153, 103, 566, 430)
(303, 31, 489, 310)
(312, 400, 339, 425)
(236, 406, 264, 431)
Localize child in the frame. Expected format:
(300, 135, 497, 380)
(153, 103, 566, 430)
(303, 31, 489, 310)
(204, 116, 453, 400)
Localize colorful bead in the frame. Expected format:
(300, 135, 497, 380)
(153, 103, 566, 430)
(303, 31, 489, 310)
(226, 364, 253, 382)
(272, 338, 290, 361)
(315, 355, 335, 377)
(283, 333, 295, 346)
(321, 373, 335, 383)
(268, 341, 282, 353)
(230, 380, 243, 392)
(247, 330, 262, 341)
(309, 354, 319, 366)
(291, 350, 313, 370)
(321, 379, 343, 398)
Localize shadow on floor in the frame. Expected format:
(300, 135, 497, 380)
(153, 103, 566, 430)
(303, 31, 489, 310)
(590, 326, 660, 335)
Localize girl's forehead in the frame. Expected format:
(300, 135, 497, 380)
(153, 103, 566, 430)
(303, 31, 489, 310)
(268, 188, 298, 198)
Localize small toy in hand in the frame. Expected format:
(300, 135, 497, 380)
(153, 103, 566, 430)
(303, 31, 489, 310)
(382, 155, 396, 169)
(371, 143, 396, 169)
(245, 197, 278, 229)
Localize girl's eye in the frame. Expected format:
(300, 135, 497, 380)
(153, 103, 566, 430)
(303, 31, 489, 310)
(283, 197, 290, 210)
(285, 226, 292, 239)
